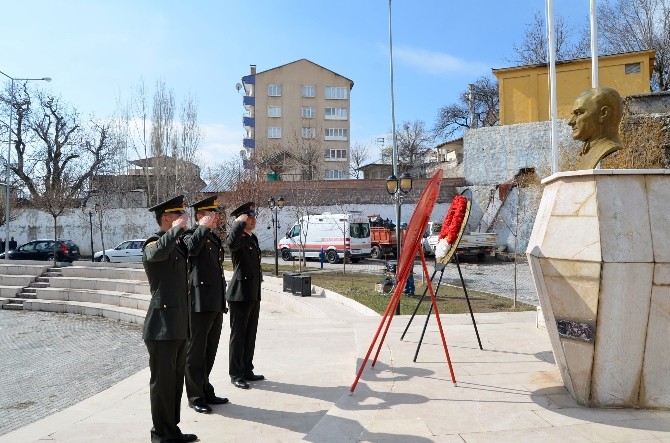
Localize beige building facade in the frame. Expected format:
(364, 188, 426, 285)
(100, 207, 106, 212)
(240, 59, 354, 181)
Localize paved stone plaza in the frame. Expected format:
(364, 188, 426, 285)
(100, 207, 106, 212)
(0, 310, 146, 435)
(6, 261, 669, 442)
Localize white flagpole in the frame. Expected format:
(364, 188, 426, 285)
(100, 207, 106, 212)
(547, 0, 559, 174)
(590, 0, 599, 87)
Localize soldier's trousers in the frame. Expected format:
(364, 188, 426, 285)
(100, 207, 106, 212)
(185, 311, 223, 404)
(228, 300, 260, 378)
(145, 339, 186, 443)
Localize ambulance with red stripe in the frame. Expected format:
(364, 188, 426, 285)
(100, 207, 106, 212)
(278, 212, 371, 264)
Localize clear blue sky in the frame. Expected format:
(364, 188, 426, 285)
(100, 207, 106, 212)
(1, 0, 589, 167)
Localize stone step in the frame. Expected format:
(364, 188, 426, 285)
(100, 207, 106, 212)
(22, 299, 146, 325)
(60, 266, 146, 282)
(0, 286, 23, 297)
(47, 277, 149, 295)
(7, 297, 28, 304)
(36, 277, 51, 283)
(29, 283, 49, 289)
(17, 293, 37, 299)
(34, 287, 151, 311)
(3, 303, 24, 310)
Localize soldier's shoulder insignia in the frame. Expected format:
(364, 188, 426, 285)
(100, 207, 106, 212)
(144, 240, 157, 248)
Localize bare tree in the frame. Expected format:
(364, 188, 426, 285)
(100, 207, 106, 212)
(394, 120, 434, 170)
(509, 9, 590, 65)
(433, 76, 500, 140)
(598, 0, 670, 91)
(494, 168, 541, 308)
(602, 113, 670, 168)
(176, 91, 204, 202)
(2, 87, 115, 264)
(349, 142, 370, 178)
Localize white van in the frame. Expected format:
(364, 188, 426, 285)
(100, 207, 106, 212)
(278, 212, 371, 264)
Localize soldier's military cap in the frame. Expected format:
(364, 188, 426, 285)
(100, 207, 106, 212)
(148, 195, 186, 215)
(190, 195, 221, 212)
(230, 201, 256, 218)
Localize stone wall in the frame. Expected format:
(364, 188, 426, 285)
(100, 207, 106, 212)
(462, 121, 579, 253)
(5, 201, 453, 258)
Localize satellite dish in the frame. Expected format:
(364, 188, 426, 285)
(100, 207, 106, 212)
(240, 149, 247, 159)
(235, 83, 242, 92)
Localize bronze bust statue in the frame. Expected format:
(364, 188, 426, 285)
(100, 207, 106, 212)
(568, 87, 624, 170)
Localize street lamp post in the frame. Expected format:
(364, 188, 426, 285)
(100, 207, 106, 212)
(386, 171, 413, 315)
(81, 205, 94, 262)
(94, 203, 106, 261)
(268, 196, 285, 276)
(0, 69, 51, 260)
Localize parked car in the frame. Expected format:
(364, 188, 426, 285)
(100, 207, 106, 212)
(0, 239, 81, 262)
(94, 239, 146, 263)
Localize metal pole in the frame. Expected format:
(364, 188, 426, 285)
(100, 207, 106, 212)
(4, 78, 12, 258)
(468, 83, 476, 129)
(389, 0, 401, 316)
(547, 0, 559, 175)
(273, 208, 279, 276)
(590, 0, 599, 88)
(88, 211, 94, 262)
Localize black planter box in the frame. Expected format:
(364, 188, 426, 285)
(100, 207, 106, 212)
(291, 275, 311, 297)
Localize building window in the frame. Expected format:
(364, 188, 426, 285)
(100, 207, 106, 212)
(268, 127, 282, 138)
(301, 106, 315, 118)
(325, 148, 347, 160)
(302, 127, 316, 139)
(302, 85, 316, 97)
(325, 86, 347, 100)
(268, 106, 282, 117)
(268, 84, 282, 96)
(325, 107, 348, 120)
(625, 63, 641, 74)
(325, 169, 348, 179)
(324, 128, 348, 140)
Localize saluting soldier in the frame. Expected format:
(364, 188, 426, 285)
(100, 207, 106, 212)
(225, 202, 265, 390)
(182, 195, 229, 414)
(142, 195, 197, 443)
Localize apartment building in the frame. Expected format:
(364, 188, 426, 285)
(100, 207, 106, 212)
(239, 59, 354, 181)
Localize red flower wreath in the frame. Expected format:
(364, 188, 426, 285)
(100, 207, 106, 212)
(438, 195, 468, 245)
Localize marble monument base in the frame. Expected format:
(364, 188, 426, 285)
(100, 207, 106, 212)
(527, 169, 670, 409)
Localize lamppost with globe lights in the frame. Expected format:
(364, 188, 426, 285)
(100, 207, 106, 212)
(386, 171, 413, 315)
(81, 204, 94, 262)
(268, 196, 285, 276)
(0, 69, 51, 259)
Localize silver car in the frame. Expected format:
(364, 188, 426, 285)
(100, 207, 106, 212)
(94, 239, 146, 263)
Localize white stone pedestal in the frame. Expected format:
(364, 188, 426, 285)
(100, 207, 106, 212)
(527, 169, 670, 409)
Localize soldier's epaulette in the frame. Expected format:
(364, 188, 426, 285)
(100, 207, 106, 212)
(143, 236, 160, 249)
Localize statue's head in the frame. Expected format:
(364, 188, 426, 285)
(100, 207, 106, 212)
(568, 87, 623, 143)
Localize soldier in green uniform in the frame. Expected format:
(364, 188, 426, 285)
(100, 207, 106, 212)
(142, 195, 197, 443)
(183, 195, 229, 414)
(225, 202, 265, 390)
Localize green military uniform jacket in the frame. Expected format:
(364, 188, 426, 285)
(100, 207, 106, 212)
(224, 220, 262, 302)
(182, 225, 227, 313)
(142, 226, 191, 340)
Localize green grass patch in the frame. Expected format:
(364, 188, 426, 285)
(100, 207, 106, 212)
(306, 271, 535, 315)
(224, 261, 535, 315)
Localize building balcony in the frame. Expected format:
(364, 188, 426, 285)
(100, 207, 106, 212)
(243, 116, 255, 129)
(243, 95, 255, 107)
(243, 138, 255, 149)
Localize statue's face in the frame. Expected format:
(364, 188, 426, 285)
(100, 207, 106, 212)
(568, 92, 598, 142)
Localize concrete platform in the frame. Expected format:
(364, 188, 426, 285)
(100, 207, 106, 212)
(2, 277, 670, 442)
